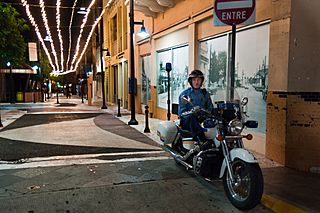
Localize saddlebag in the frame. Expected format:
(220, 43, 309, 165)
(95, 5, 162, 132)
(157, 121, 179, 144)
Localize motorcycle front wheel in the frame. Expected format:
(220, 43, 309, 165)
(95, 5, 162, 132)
(223, 159, 264, 210)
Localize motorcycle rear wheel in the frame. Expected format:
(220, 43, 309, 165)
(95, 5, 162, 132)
(223, 159, 264, 210)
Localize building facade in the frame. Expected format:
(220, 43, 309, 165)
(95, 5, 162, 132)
(101, 0, 320, 172)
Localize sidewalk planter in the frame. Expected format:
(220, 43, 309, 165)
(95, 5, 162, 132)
(24, 92, 33, 102)
(24, 92, 41, 102)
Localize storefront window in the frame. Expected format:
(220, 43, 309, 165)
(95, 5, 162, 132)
(157, 46, 188, 109)
(140, 55, 151, 105)
(172, 46, 189, 104)
(199, 36, 228, 95)
(199, 23, 269, 134)
(235, 24, 270, 133)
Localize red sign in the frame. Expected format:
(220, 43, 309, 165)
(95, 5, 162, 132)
(214, 0, 256, 26)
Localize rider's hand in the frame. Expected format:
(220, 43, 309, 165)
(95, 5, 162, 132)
(192, 106, 201, 114)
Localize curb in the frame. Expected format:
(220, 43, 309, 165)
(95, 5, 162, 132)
(261, 194, 307, 213)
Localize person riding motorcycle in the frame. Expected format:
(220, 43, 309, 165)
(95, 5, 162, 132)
(178, 70, 214, 143)
(159, 72, 264, 210)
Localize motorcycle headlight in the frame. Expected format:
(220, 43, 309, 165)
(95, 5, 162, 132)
(228, 119, 243, 135)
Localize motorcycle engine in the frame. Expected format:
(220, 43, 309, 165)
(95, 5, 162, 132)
(193, 150, 223, 179)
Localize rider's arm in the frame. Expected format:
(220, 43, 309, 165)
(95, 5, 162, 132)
(178, 93, 187, 116)
(178, 90, 193, 117)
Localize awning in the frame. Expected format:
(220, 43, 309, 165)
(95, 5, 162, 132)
(0, 68, 37, 74)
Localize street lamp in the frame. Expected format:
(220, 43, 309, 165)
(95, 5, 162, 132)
(103, 48, 111, 58)
(99, 14, 108, 109)
(32, 65, 43, 103)
(136, 20, 149, 38)
(32, 65, 39, 103)
(56, 82, 60, 104)
(43, 35, 51, 42)
(6, 62, 14, 104)
(77, 7, 87, 15)
(165, 63, 172, 120)
(128, 0, 149, 125)
(77, 0, 87, 15)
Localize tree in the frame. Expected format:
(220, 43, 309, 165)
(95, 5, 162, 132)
(208, 50, 219, 85)
(217, 51, 227, 82)
(0, 3, 29, 67)
(208, 49, 227, 88)
(39, 48, 52, 78)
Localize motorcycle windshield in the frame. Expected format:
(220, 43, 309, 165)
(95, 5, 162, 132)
(211, 86, 241, 106)
(211, 86, 243, 121)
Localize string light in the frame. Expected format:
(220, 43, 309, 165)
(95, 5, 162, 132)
(70, 0, 97, 70)
(21, 0, 56, 71)
(66, 0, 79, 71)
(56, 0, 64, 71)
(73, 5, 108, 72)
(39, 0, 60, 71)
(70, 0, 114, 72)
(21, 0, 115, 75)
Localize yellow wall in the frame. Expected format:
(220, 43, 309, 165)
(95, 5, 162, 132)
(153, 0, 213, 33)
(137, 0, 275, 122)
(104, 0, 320, 172)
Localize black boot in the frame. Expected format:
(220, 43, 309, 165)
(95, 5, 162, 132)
(172, 139, 188, 154)
(194, 133, 207, 145)
(200, 140, 214, 150)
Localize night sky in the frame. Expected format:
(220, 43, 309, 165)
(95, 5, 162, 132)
(2, 0, 103, 71)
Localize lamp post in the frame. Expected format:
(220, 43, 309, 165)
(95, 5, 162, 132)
(7, 62, 14, 104)
(46, 79, 50, 99)
(32, 65, 40, 103)
(100, 18, 108, 109)
(56, 82, 59, 104)
(165, 63, 172, 120)
(0, 110, 2, 127)
(33, 84, 36, 103)
(128, 0, 145, 125)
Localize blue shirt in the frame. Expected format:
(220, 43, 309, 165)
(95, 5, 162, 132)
(178, 87, 214, 116)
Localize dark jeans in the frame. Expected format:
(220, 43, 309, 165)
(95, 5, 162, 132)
(180, 115, 205, 140)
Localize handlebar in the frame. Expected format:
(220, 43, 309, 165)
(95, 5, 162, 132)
(180, 95, 224, 122)
(181, 106, 223, 122)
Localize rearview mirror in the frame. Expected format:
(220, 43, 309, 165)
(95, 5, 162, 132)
(244, 120, 258, 128)
(241, 97, 248, 106)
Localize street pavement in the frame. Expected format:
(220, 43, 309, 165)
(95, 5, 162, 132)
(0, 96, 319, 213)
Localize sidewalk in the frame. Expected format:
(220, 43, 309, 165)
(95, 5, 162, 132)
(1, 98, 320, 212)
(0, 109, 26, 128)
(105, 104, 320, 213)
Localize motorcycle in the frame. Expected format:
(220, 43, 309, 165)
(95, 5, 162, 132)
(157, 88, 264, 210)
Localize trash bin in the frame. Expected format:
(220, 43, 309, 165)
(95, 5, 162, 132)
(16, 92, 23, 102)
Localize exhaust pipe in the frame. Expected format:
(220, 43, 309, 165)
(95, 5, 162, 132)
(162, 145, 193, 169)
